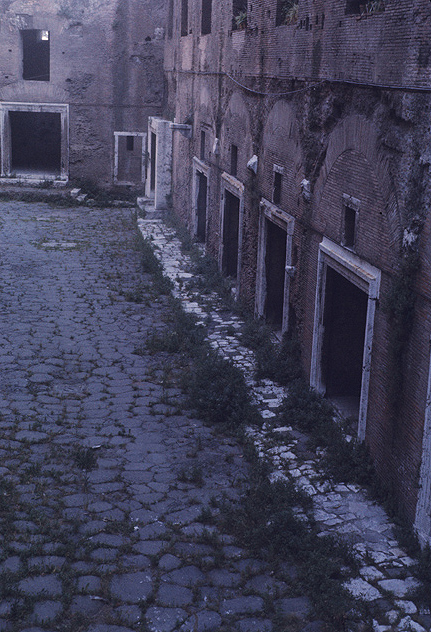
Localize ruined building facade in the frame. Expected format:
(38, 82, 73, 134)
(0, 0, 166, 186)
(162, 0, 431, 545)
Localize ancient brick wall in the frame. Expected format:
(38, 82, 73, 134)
(0, 0, 166, 185)
(164, 0, 431, 533)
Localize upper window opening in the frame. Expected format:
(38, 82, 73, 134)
(126, 136, 134, 151)
(21, 29, 50, 81)
(200, 130, 206, 161)
(345, 0, 384, 15)
(181, 0, 189, 36)
(231, 144, 238, 177)
(167, 0, 174, 38)
(276, 0, 299, 26)
(343, 206, 357, 248)
(273, 171, 282, 206)
(201, 0, 212, 35)
(232, 0, 247, 31)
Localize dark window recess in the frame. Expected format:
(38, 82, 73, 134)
(346, 0, 384, 15)
(232, 0, 247, 31)
(231, 144, 238, 177)
(201, 0, 212, 35)
(21, 29, 50, 81)
(273, 172, 282, 205)
(126, 136, 134, 151)
(344, 207, 357, 248)
(200, 131, 206, 161)
(181, 0, 188, 36)
(167, 0, 174, 38)
(276, 0, 299, 27)
(150, 132, 157, 191)
(321, 13, 325, 28)
(345, 0, 361, 13)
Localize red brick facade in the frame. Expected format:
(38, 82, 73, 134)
(164, 0, 431, 543)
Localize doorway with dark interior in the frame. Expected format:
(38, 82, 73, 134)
(10, 111, 61, 176)
(196, 171, 207, 243)
(322, 266, 368, 427)
(222, 190, 240, 278)
(265, 218, 287, 329)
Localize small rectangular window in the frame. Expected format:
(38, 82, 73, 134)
(231, 145, 238, 177)
(344, 206, 357, 248)
(167, 0, 174, 38)
(276, 0, 299, 26)
(200, 131, 206, 161)
(21, 29, 50, 81)
(201, 0, 212, 35)
(232, 0, 247, 31)
(181, 0, 189, 36)
(273, 172, 282, 205)
(126, 136, 134, 151)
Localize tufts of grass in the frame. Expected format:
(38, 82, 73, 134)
(220, 459, 367, 628)
(280, 380, 377, 489)
(72, 446, 98, 472)
(185, 348, 260, 433)
(241, 319, 302, 385)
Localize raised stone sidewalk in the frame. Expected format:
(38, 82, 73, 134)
(137, 209, 431, 632)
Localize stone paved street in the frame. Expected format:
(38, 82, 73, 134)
(137, 207, 431, 632)
(0, 201, 322, 632)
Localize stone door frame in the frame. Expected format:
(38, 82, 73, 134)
(310, 237, 381, 440)
(255, 198, 295, 335)
(0, 101, 69, 182)
(113, 131, 147, 185)
(192, 156, 210, 241)
(218, 171, 244, 298)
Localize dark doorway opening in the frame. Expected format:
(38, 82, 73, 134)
(222, 190, 240, 277)
(150, 132, 156, 191)
(117, 135, 143, 184)
(196, 172, 207, 243)
(10, 111, 61, 175)
(322, 267, 368, 419)
(265, 219, 286, 327)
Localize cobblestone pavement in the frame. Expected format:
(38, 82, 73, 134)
(137, 206, 431, 632)
(0, 200, 326, 632)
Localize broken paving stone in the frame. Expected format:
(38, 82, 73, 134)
(77, 575, 102, 593)
(360, 566, 385, 581)
(395, 600, 417, 614)
(115, 605, 141, 624)
(344, 578, 381, 601)
(237, 619, 273, 632)
(145, 606, 187, 632)
(110, 572, 153, 604)
(18, 575, 62, 597)
(161, 565, 205, 587)
(157, 583, 193, 607)
(220, 596, 264, 616)
(179, 611, 222, 631)
(378, 578, 420, 598)
(70, 595, 103, 616)
(31, 600, 62, 624)
(158, 554, 182, 571)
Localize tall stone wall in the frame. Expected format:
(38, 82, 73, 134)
(164, 0, 431, 537)
(0, 0, 166, 185)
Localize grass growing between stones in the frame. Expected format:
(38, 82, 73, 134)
(137, 229, 373, 630)
(216, 456, 369, 630)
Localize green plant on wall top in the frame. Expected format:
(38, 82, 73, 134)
(279, 0, 299, 25)
(360, 1, 385, 16)
(234, 10, 247, 30)
(232, 0, 247, 31)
